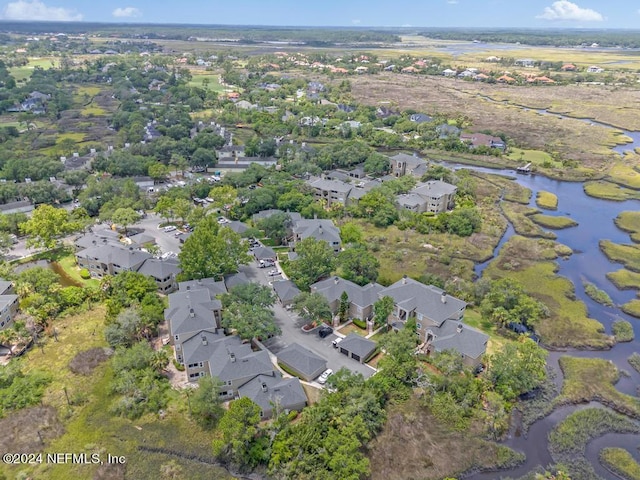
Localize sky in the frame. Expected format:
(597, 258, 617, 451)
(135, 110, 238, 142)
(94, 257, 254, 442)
(0, 0, 638, 29)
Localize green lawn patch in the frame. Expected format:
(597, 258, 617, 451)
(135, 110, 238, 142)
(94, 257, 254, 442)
(81, 106, 106, 116)
(584, 181, 640, 201)
(530, 214, 577, 229)
(508, 148, 561, 168)
(556, 356, 640, 418)
(187, 72, 225, 92)
(616, 211, 640, 243)
(54, 254, 100, 288)
(607, 269, 640, 290)
(582, 280, 614, 306)
(485, 236, 611, 348)
(628, 353, 640, 374)
(502, 203, 556, 239)
(612, 320, 635, 342)
(600, 240, 640, 272)
(600, 448, 640, 480)
(536, 190, 558, 210)
(622, 299, 640, 318)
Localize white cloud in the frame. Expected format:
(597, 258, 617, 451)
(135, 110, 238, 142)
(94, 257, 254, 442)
(446, 0, 459, 4)
(1, 0, 82, 21)
(537, 1, 603, 21)
(351, 19, 361, 25)
(112, 6, 141, 18)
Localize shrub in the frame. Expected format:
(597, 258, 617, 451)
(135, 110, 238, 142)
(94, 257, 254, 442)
(79, 268, 91, 279)
(352, 318, 367, 329)
(612, 320, 634, 342)
(173, 359, 185, 371)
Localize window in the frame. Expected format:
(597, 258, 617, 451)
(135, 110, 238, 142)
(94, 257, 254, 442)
(174, 335, 179, 341)
(416, 323, 422, 329)
(199, 362, 204, 368)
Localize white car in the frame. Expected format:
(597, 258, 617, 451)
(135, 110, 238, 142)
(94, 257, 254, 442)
(163, 226, 177, 232)
(267, 269, 280, 276)
(317, 369, 333, 385)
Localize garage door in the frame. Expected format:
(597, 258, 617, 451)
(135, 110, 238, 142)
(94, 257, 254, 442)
(352, 354, 360, 362)
(339, 347, 348, 356)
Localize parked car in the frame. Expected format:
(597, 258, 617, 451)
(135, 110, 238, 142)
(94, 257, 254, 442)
(332, 337, 343, 348)
(163, 226, 177, 232)
(267, 269, 280, 276)
(317, 368, 333, 384)
(473, 363, 485, 376)
(318, 325, 333, 338)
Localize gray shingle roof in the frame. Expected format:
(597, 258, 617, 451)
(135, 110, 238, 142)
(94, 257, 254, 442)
(210, 348, 274, 382)
(181, 329, 224, 364)
(379, 278, 467, 327)
(311, 276, 383, 308)
(308, 177, 353, 194)
(138, 258, 181, 279)
(293, 219, 341, 245)
(168, 288, 222, 311)
(272, 280, 301, 304)
(277, 343, 326, 379)
(430, 321, 489, 360)
(390, 153, 427, 169)
(178, 278, 228, 297)
(253, 246, 276, 261)
(224, 272, 250, 290)
(339, 334, 377, 360)
(238, 374, 307, 414)
(224, 221, 248, 234)
(166, 303, 218, 337)
(0, 281, 13, 295)
(413, 181, 457, 198)
(77, 244, 151, 270)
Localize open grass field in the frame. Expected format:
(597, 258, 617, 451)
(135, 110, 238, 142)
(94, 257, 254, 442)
(615, 211, 640, 242)
(81, 105, 107, 116)
(508, 148, 560, 168)
(367, 397, 524, 480)
(556, 356, 640, 418)
(600, 448, 640, 480)
(187, 70, 226, 92)
(76, 86, 102, 97)
(485, 235, 611, 348)
(600, 240, 640, 272)
(9, 57, 57, 81)
(3, 306, 233, 480)
(350, 72, 638, 172)
(536, 190, 558, 210)
(529, 214, 577, 230)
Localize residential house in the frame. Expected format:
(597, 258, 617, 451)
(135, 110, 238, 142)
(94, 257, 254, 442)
(306, 177, 353, 207)
(76, 244, 152, 278)
(0, 280, 18, 331)
(389, 153, 428, 178)
(252, 209, 301, 224)
(209, 344, 275, 397)
(460, 133, 506, 151)
(253, 246, 277, 262)
(587, 66, 604, 73)
(379, 277, 487, 365)
(397, 180, 457, 214)
(277, 343, 327, 381)
(337, 334, 377, 364)
(442, 69, 457, 77)
(376, 106, 397, 119)
(238, 373, 307, 419)
(223, 221, 249, 235)
(0, 200, 34, 215)
(515, 59, 535, 68)
(216, 145, 245, 159)
(272, 280, 301, 308)
(497, 75, 516, 84)
(409, 113, 433, 124)
(561, 64, 577, 71)
(310, 276, 384, 322)
(137, 258, 181, 293)
(291, 218, 341, 253)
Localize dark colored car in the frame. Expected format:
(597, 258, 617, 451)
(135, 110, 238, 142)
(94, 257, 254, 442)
(318, 326, 333, 338)
(473, 363, 485, 376)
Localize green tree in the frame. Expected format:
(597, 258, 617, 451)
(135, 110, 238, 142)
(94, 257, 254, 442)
(20, 204, 80, 249)
(222, 303, 281, 341)
(487, 338, 548, 401)
(338, 290, 349, 323)
(339, 222, 363, 245)
(111, 207, 140, 236)
(257, 212, 291, 245)
(178, 217, 250, 280)
(208, 185, 237, 210)
(212, 397, 264, 468)
(292, 292, 332, 325)
(338, 245, 379, 286)
(190, 376, 225, 428)
(148, 163, 170, 183)
(105, 308, 146, 348)
(289, 237, 335, 290)
(373, 295, 395, 327)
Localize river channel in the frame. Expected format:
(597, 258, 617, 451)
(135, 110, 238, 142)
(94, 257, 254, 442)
(451, 109, 640, 479)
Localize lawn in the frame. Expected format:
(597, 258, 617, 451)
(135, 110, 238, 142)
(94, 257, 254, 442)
(187, 71, 225, 92)
(529, 214, 577, 230)
(600, 240, 640, 272)
(462, 308, 511, 356)
(338, 322, 368, 337)
(81, 106, 107, 116)
(53, 253, 100, 289)
(507, 148, 560, 168)
(555, 356, 640, 417)
(484, 235, 611, 348)
(9, 57, 56, 81)
(536, 190, 558, 210)
(76, 86, 102, 97)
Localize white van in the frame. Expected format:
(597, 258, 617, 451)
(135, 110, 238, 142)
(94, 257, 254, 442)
(163, 226, 176, 232)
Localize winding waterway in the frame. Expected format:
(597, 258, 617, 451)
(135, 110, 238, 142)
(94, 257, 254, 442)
(443, 109, 640, 479)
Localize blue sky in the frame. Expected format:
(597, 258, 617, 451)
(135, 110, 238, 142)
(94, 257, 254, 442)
(0, 0, 637, 28)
